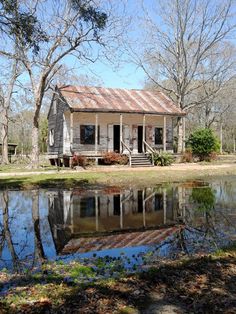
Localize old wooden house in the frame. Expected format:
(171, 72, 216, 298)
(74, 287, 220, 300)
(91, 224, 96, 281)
(47, 86, 186, 166)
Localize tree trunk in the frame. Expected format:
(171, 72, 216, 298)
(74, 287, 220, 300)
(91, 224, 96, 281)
(177, 117, 183, 153)
(2, 190, 20, 272)
(31, 124, 39, 167)
(1, 59, 18, 165)
(31, 80, 46, 168)
(1, 107, 9, 164)
(32, 189, 46, 263)
(31, 103, 41, 168)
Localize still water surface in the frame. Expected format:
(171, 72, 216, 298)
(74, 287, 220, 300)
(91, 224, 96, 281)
(0, 177, 235, 272)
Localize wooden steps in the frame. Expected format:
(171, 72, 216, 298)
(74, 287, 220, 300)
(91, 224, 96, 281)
(131, 154, 153, 167)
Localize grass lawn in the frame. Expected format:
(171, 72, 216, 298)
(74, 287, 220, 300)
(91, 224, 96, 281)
(0, 163, 236, 189)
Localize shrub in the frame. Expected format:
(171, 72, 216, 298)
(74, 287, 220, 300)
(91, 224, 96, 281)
(153, 151, 173, 166)
(187, 128, 220, 161)
(181, 148, 193, 163)
(71, 154, 88, 168)
(103, 152, 128, 165)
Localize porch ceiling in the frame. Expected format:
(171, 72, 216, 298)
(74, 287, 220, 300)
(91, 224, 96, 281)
(58, 85, 186, 116)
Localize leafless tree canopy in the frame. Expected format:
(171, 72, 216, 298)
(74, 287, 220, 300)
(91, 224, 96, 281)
(0, 0, 125, 166)
(128, 0, 236, 152)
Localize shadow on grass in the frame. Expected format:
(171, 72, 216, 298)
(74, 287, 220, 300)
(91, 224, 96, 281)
(1, 253, 236, 313)
(0, 176, 112, 190)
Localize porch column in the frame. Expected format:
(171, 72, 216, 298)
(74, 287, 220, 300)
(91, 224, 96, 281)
(163, 116, 166, 152)
(142, 190, 146, 228)
(163, 188, 167, 224)
(142, 114, 146, 152)
(120, 200, 123, 229)
(95, 113, 98, 164)
(120, 114, 123, 153)
(70, 197, 74, 234)
(70, 111, 74, 152)
(182, 116, 186, 153)
(95, 193, 99, 231)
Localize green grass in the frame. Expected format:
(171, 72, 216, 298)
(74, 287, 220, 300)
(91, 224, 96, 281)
(0, 164, 236, 190)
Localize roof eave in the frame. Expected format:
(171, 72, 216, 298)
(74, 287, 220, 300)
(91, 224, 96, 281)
(69, 107, 186, 116)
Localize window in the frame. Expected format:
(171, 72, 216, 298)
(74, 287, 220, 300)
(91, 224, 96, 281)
(80, 197, 95, 217)
(49, 129, 54, 146)
(155, 127, 163, 145)
(154, 193, 163, 211)
(80, 125, 100, 145)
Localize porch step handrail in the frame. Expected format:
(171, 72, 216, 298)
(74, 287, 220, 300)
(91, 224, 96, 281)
(143, 140, 155, 166)
(121, 140, 132, 167)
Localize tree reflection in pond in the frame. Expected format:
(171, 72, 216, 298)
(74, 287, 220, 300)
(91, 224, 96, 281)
(191, 187, 216, 212)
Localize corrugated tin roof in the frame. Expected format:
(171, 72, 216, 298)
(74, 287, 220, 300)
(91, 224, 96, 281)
(62, 226, 180, 254)
(58, 85, 185, 116)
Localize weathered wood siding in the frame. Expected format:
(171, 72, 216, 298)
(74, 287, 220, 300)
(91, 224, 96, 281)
(63, 112, 174, 155)
(48, 93, 70, 156)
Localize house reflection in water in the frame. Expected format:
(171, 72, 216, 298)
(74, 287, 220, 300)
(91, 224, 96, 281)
(47, 186, 187, 252)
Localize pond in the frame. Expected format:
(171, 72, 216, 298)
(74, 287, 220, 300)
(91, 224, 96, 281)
(0, 177, 235, 273)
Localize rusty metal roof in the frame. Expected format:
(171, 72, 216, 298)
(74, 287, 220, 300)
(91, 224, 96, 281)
(58, 85, 185, 116)
(62, 226, 181, 254)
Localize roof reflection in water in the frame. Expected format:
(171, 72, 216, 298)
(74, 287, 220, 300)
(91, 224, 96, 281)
(63, 226, 181, 254)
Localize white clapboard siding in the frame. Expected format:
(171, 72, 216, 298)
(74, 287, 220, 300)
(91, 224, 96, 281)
(123, 125, 130, 153)
(108, 124, 113, 151)
(63, 116, 71, 154)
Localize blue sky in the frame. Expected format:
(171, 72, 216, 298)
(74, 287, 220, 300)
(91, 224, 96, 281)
(64, 0, 148, 90)
(77, 61, 146, 89)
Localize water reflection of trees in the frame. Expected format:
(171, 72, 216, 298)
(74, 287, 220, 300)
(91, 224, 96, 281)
(173, 185, 235, 255)
(2, 190, 20, 272)
(0, 190, 46, 273)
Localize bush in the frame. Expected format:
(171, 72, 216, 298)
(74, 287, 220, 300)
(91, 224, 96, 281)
(71, 154, 88, 168)
(181, 148, 193, 163)
(152, 151, 173, 166)
(187, 128, 220, 161)
(102, 152, 128, 165)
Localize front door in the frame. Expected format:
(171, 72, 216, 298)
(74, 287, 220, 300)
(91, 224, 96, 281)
(138, 126, 143, 153)
(113, 125, 120, 152)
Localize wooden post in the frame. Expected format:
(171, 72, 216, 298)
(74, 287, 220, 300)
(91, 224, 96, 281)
(142, 114, 146, 152)
(182, 116, 185, 153)
(70, 111, 74, 151)
(120, 198, 123, 229)
(163, 188, 167, 224)
(142, 190, 146, 228)
(70, 194, 74, 234)
(95, 194, 99, 231)
(95, 113, 98, 165)
(120, 114, 123, 153)
(163, 116, 166, 152)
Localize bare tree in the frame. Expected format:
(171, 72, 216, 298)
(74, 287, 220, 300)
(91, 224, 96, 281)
(130, 0, 236, 152)
(0, 0, 124, 167)
(0, 59, 20, 164)
(17, 0, 118, 167)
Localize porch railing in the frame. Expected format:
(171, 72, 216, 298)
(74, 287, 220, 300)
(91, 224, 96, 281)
(121, 140, 132, 167)
(143, 140, 155, 166)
